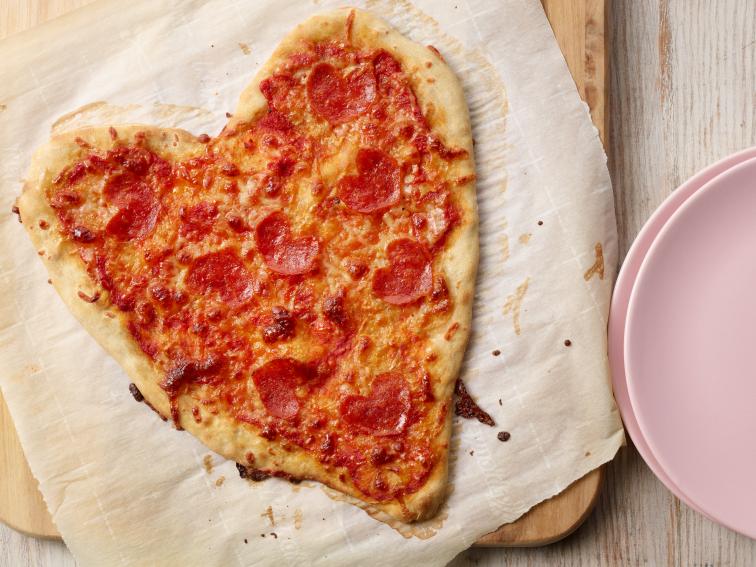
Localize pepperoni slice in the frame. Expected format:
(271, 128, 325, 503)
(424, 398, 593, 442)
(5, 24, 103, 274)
(103, 172, 160, 241)
(105, 198, 159, 241)
(252, 358, 310, 419)
(255, 211, 319, 275)
(340, 373, 411, 436)
(372, 239, 432, 305)
(306, 62, 376, 124)
(185, 250, 252, 304)
(337, 148, 401, 213)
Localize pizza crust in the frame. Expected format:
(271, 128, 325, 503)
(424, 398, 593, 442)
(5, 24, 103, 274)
(17, 8, 477, 523)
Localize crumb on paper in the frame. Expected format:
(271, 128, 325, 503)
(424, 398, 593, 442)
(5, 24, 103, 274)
(294, 509, 303, 529)
(215, 476, 225, 487)
(239, 42, 251, 55)
(454, 379, 495, 426)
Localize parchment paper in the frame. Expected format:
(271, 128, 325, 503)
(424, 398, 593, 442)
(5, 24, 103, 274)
(0, 0, 624, 565)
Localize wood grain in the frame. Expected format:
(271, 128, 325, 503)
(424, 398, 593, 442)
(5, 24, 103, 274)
(0, 0, 609, 551)
(0, 396, 58, 539)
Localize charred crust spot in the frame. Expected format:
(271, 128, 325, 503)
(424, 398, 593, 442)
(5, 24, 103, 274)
(74, 136, 91, 149)
(128, 383, 144, 402)
(160, 357, 221, 428)
(197, 134, 211, 143)
(161, 357, 221, 397)
(38, 219, 49, 230)
(454, 379, 495, 426)
(236, 463, 272, 482)
(109, 126, 118, 140)
(77, 290, 101, 303)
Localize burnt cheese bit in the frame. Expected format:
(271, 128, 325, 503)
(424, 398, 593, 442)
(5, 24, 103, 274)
(128, 383, 144, 402)
(262, 306, 295, 343)
(322, 291, 346, 325)
(72, 225, 97, 243)
(236, 463, 272, 482)
(77, 290, 101, 303)
(454, 379, 495, 426)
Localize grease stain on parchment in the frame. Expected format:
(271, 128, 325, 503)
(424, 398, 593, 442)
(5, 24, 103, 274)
(202, 454, 214, 474)
(583, 242, 604, 281)
(502, 278, 530, 336)
(294, 508, 303, 529)
(51, 101, 215, 135)
(320, 485, 450, 540)
(261, 505, 275, 526)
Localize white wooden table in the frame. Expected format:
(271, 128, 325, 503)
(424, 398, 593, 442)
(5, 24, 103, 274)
(2, 1, 755, 565)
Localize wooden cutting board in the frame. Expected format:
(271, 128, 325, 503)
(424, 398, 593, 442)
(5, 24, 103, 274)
(0, 0, 609, 546)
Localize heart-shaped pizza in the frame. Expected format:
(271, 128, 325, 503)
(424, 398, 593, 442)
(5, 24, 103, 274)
(16, 8, 477, 522)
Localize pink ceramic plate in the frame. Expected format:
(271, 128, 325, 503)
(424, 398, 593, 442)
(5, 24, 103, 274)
(608, 146, 756, 517)
(625, 156, 756, 539)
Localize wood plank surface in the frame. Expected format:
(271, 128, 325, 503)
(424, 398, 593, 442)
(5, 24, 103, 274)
(6, 0, 755, 565)
(0, 0, 610, 551)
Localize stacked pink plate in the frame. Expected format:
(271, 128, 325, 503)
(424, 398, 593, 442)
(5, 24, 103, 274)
(608, 147, 756, 539)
